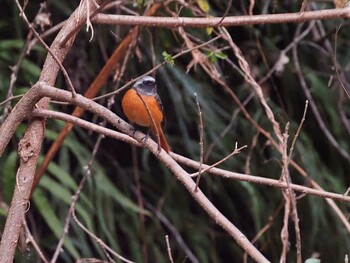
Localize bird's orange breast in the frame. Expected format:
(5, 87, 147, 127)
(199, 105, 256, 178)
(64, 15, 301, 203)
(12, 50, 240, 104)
(122, 89, 163, 127)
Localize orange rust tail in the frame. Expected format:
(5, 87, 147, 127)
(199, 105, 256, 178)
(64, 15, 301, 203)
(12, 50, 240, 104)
(150, 125, 170, 153)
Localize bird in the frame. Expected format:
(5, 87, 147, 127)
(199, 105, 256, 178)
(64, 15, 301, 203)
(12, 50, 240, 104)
(121, 76, 170, 153)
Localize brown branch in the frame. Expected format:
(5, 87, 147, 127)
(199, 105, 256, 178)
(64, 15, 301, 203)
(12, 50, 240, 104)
(258, 21, 316, 85)
(172, 153, 350, 203)
(33, 2, 163, 191)
(0, 1, 104, 261)
(94, 8, 350, 27)
(215, 0, 233, 26)
(33, 109, 138, 146)
(21, 82, 269, 262)
(93, 34, 222, 102)
(165, 235, 175, 263)
(29, 106, 350, 208)
(170, 20, 350, 235)
(280, 124, 302, 263)
(143, 200, 200, 263)
(292, 24, 350, 162)
(191, 143, 247, 177)
(15, 0, 77, 96)
(72, 208, 135, 263)
(33, 108, 350, 204)
(220, 27, 283, 144)
(22, 217, 49, 263)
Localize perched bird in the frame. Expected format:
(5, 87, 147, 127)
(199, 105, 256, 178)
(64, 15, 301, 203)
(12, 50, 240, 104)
(121, 76, 170, 153)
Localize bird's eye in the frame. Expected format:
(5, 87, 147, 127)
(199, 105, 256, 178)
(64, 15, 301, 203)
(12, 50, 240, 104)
(143, 80, 155, 85)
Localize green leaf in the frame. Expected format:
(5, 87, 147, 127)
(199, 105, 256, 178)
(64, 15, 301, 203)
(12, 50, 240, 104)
(0, 39, 25, 50)
(214, 51, 228, 60)
(133, 0, 144, 7)
(207, 51, 217, 63)
(33, 188, 80, 259)
(162, 51, 175, 66)
(3, 152, 17, 203)
(206, 50, 228, 63)
(95, 172, 150, 216)
(21, 58, 42, 79)
(39, 176, 93, 230)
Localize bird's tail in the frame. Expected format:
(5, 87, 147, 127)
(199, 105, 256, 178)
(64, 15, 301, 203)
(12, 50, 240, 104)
(150, 125, 170, 153)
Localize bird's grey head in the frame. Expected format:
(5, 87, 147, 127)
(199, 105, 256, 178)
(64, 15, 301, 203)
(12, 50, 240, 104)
(133, 76, 157, 95)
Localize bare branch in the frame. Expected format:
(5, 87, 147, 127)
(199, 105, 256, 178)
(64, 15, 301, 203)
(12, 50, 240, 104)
(15, 0, 77, 96)
(94, 8, 350, 27)
(18, 82, 269, 262)
(292, 24, 350, 162)
(172, 153, 350, 203)
(165, 235, 175, 263)
(194, 93, 204, 191)
(0, 1, 105, 261)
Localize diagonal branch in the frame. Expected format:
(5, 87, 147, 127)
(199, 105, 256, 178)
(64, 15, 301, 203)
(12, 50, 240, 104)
(0, 1, 105, 262)
(32, 108, 350, 203)
(22, 82, 270, 263)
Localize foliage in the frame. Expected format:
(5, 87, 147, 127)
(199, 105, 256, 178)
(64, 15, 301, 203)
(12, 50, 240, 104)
(0, 0, 350, 262)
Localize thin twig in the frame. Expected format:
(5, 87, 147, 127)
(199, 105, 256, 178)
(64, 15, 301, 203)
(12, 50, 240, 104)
(27, 20, 66, 51)
(244, 132, 259, 175)
(72, 208, 135, 263)
(93, 35, 222, 101)
(204, 92, 254, 161)
(249, 0, 255, 16)
(14, 0, 77, 97)
(300, 0, 309, 12)
(334, 24, 350, 100)
(280, 124, 291, 263)
(60, 0, 110, 46)
(194, 93, 204, 191)
(51, 132, 122, 262)
(165, 235, 175, 263)
(280, 123, 302, 263)
(0, 94, 24, 107)
(50, 153, 92, 262)
(172, 153, 350, 203)
(143, 200, 200, 263)
(191, 144, 247, 177)
(258, 21, 316, 85)
(243, 202, 284, 263)
(215, 0, 233, 26)
(1, 34, 32, 123)
(292, 24, 350, 162)
(221, 26, 283, 144)
(22, 217, 49, 263)
(289, 100, 308, 158)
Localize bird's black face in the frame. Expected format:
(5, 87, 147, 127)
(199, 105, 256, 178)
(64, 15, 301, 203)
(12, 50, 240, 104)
(142, 79, 156, 86)
(134, 76, 157, 95)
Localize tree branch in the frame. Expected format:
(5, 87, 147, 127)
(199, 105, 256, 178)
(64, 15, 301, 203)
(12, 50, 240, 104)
(171, 153, 350, 203)
(94, 8, 350, 27)
(32, 108, 350, 203)
(0, 1, 104, 261)
(23, 82, 270, 263)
